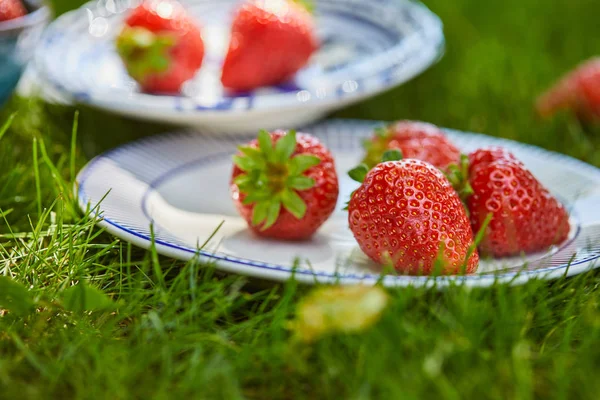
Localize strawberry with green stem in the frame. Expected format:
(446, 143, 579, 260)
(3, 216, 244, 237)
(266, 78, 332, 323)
(231, 130, 339, 240)
(459, 147, 570, 257)
(116, 0, 204, 93)
(347, 150, 479, 275)
(362, 121, 461, 172)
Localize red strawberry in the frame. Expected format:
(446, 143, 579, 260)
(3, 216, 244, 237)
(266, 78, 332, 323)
(0, 0, 26, 21)
(537, 58, 600, 121)
(347, 154, 479, 275)
(221, 0, 318, 92)
(231, 129, 339, 240)
(116, 0, 204, 93)
(362, 121, 461, 172)
(466, 147, 570, 257)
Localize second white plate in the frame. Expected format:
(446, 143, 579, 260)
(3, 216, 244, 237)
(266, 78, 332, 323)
(35, 0, 444, 133)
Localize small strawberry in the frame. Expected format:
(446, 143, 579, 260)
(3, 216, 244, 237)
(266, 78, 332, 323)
(116, 0, 204, 93)
(466, 147, 570, 257)
(537, 58, 600, 122)
(362, 121, 461, 172)
(231, 129, 339, 240)
(221, 0, 318, 92)
(0, 0, 27, 21)
(347, 151, 479, 275)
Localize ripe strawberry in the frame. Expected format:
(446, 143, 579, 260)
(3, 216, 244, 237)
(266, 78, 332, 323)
(347, 153, 479, 275)
(362, 121, 461, 172)
(0, 0, 27, 21)
(116, 0, 204, 93)
(231, 129, 339, 240)
(537, 58, 600, 121)
(466, 147, 570, 257)
(221, 0, 318, 91)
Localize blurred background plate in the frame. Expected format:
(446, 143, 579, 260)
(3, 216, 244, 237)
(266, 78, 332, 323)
(34, 0, 444, 133)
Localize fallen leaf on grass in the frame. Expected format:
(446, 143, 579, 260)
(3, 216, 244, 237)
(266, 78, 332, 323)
(291, 285, 389, 343)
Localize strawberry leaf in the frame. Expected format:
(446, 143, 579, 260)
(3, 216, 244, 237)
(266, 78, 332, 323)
(234, 173, 252, 186)
(281, 189, 307, 219)
(275, 130, 297, 163)
(233, 155, 258, 172)
(252, 202, 270, 226)
(289, 155, 320, 175)
(382, 149, 402, 162)
(243, 190, 271, 204)
(263, 200, 282, 230)
(348, 164, 369, 183)
(288, 176, 316, 190)
(238, 145, 263, 160)
(258, 130, 274, 161)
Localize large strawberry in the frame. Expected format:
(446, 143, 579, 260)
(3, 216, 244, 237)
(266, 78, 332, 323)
(231, 129, 338, 240)
(116, 0, 204, 93)
(466, 147, 570, 257)
(347, 153, 479, 275)
(0, 0, 26, 21)
(221, 0, 318, 92)
(537, 58, 600, 122)
(362, 121, 461, 172)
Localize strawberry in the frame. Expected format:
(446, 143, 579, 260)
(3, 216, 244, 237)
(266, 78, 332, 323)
(116, 0, 204, 93)
(231, 129, 339, 240)
(362, 121, 461, 172)
(537, 58, 600, 121)
(0, 0, 27, 21)
(466, 147, 570, 257)
(347, 152, 479, 275)
(221, 0, 318, 92)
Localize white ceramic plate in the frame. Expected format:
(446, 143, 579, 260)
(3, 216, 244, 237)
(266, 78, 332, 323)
(76, 119, 600, 287)
(34, 0, 444, 133)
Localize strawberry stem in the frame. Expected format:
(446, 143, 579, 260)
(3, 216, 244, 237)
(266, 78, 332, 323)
(345, 148, 403, 210)
(445, 154, 473, 210)
(382, 149, 403, 162)
(233, 130, 321, 230)
(362, 125, 394, 168)
(292, 0, 315, 13)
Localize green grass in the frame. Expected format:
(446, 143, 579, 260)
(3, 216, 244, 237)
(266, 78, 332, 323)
(2, 0, 600, 398)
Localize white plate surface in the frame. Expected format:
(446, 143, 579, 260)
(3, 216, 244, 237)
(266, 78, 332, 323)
(35, 0, 444, 132)
(77, 119, 600, 287)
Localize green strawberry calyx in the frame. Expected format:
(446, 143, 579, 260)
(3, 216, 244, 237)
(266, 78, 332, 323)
(292, 0, 315, 13)
(115, 26, 175, 83)
(445, 154, 474, 203)
(344, 149, 402, 210)
(361, 125, 395, 169)
(348, 149, 403, 184)
(233, 130, 321, 230)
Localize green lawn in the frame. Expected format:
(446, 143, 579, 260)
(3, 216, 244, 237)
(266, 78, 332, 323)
(2, 0, 600, 398)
